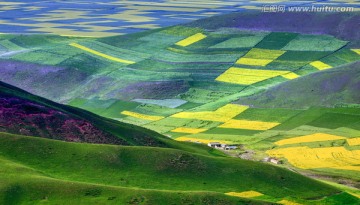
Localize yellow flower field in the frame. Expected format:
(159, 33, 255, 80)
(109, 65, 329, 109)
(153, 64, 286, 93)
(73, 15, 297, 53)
(310, 61, 332, 70)
(175, 33, 207, 47)
(215, 73, 269, 85)
(274, 133, 346, 146)
(277, 199, 303, 205)
(235, 48, 285, 66)
(335, 166, 360, 172)
(171, 127, 207, 134)
(69, 43, 135, 64)
(175, 137, 230, 144)
(225, 191, 263, 198)
(281, 72, 299, 79)
(215, 67, 296, 85)
(219, 119, 280, 130)
(235, 58, 273, 66)
(266, 146, 360, 170)
(351, 49, 360, 55)
(347, 137, 360, 146)
(121, 111, 164, 121)
(243, 48, 286, 59)
(171, 104, 248, 122)
(221, 67, 291, 77)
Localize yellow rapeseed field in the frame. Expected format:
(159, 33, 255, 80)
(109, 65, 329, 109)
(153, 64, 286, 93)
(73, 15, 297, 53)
(347, 137, 360, 146)
(281, 72, 299, 79)
(69, 43, 135, 64)
(266, 146, 360, 170)
(235, 58, 273, 66)
(222, 67, 290, 77)
(219, 119, 280, 130)
(215, 67, 296, 85)
(274, 133, 346, 146)
(175, 137, 230, 144)
(351, 49, 360, 55)
(171, 127, 207, 134)
(243, 48, 286, 59)
(121, 111, 164, 121)
(175, 33, 207, 47)
(235, 48, 285, 66)
(277, 199, 303, 205)
(310, 61, 332, 70)
(215, 73, 269, 85)
(171, 104, 248, 122)
(225, 191, 263, 198)
(335, 166, 360, 172)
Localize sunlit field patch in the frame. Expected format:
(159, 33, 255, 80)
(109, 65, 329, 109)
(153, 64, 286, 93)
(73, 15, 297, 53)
(175, 33, 207, 47)
(235, 48, 286, 66)
(69, 43, 135, 64)
(244, 48, 286, 59)
(281, 72, 299, 79)
(266, 146, 360, 170)
(335, 166, 360, 172)
(225, 191, 263, 198)
(351, 49, 360, 55)
(219, 119, 280, 130)
(277, 199, 303, 205)
(274, 133, 346, 146)
(121, 110, 164, 121)
(347, 137, 360, 146)
(215, 73, 269, 85)
(171, 104, 248, 122)
(175, 137, 230, 144)
(171, 127, 207, 134)
(235, 58, 273, 66)
(310, 61, 332, 70)
(215, 67, 296, 85)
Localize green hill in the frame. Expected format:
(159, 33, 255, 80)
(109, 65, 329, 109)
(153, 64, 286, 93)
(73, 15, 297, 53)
(0, 132, 358, 205)
(0, 81, 223, 157)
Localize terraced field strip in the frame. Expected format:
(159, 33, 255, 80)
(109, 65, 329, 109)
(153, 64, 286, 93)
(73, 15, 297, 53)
(266, 146, 360, 171)
(347, 137, 360, 146)
(219, 119, 280, 130)
(0, 39, 23, 50)
(121, 111, 164, 121)
(235, 48, 286, 66)
(171, 104, 248, 122)
(274, 133, 346, 146)
(215, 67, 298, 85)
(310, 61, 332, 70)
(171, 127, 207, 134)
(175, 137, 230, 144)
(69, 43, 135, 64)
(225, 191, 263, 198)
(175, 33, 207, 47)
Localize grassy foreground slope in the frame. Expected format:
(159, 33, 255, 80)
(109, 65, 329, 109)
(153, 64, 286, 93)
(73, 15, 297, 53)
(0, 132, 358, 205)
(0, 153, 263, 205)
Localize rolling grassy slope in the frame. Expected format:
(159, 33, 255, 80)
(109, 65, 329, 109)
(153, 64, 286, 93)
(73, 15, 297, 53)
(235, 61, 360, 108)
(0, 81, 225, 157)
(0, 132, 358, 205)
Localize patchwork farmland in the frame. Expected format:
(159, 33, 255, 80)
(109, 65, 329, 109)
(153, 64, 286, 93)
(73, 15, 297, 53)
(1, 16, 360, 189)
